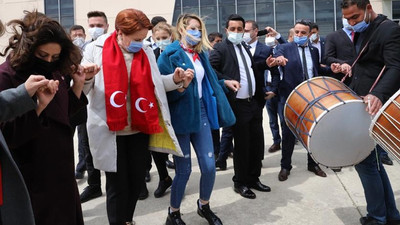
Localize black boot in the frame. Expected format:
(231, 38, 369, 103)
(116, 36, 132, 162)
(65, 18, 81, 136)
(154, 176, 172, 198)
(166, 208, 186, 225)
(197, 200, 223, 225)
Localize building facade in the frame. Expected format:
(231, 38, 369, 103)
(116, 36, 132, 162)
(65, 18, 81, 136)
(0, 0, 398, 49)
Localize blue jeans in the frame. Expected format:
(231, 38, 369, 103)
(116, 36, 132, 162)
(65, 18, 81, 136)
(355, 145, 400, 223)
(265, 94, 284, 145)
(170, 102, 216, 209)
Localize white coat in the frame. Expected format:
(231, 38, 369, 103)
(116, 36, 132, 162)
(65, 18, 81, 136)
(82, 33, 182, 172)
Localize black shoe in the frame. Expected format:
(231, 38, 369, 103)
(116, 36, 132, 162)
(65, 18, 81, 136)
(268, 144, 281, 153)
(145, 170, 151, 182)
(215, 160, 227, 171)
(359, 216, 384, 225)
(166, 160, 176, 169)
(75, 171, 84, 179)
(197, 200, 223, 225)
(249, 181, 271, 192)
(234, 184, 256, 199)
(308, 165, 327, 177)
(278, 168, 290, 181)
(154, 176, 172, 198)
(331, 168, 342, 172)
(139, 184, 149, 200)
(80, 185, 102, 203)
(381, 154, 394, 166)
(166, 208, 186, 225)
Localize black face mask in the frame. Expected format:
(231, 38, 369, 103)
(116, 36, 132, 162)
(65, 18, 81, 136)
(31, 56, 59, 78)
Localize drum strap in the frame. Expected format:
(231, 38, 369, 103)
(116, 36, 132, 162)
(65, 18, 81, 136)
(341, 19, 389, 91)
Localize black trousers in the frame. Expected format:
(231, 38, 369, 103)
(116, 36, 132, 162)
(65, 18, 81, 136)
(105, 133, 149, 225)
(231, 99, 264, 185)
(144, 150, 169, 181)
(279, 95, 317, 170)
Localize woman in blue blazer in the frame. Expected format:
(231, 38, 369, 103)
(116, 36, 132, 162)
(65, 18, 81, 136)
(158, 14, 237, 225)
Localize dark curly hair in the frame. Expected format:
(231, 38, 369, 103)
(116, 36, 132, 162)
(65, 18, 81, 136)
(0, 10, 82, 76)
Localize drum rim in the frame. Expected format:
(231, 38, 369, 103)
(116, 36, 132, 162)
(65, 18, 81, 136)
(284, 76, 338, 126)
(369, 88, 400, 133)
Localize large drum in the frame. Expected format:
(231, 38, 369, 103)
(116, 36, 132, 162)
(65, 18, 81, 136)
(370, 89, 400, 163)
(284, 76, 375, 168)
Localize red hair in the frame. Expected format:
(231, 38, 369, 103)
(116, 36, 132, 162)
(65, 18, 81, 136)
(115, 9, 152, 34)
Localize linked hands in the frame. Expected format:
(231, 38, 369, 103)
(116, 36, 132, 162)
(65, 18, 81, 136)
(173, 67, 194, 92)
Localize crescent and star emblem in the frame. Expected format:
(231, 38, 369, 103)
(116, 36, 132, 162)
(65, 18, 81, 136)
(110, 91, 126, 108)
(135, 97, 155, 113)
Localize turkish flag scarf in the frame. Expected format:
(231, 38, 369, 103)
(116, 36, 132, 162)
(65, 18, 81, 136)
(102, 31, 162, 134)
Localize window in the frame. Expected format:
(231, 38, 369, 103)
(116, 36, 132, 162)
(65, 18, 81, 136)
(315, 0, 335, 35)
(218, 0, 235, 31)
(393, 1, 400, 20)
(276, 0, 294, 36)
(200, 0, 219, 34)
(256, 0, 274, 30)
(44, 0, 74, 30)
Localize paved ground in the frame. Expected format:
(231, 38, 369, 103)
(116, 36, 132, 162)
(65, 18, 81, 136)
(75, 110, 400, 225)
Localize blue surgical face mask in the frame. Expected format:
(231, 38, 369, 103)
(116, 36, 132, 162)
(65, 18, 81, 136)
(351, 8, 370, 33)
(342, 18, 353, 31)
(294, 36, 308, 46)
(127, 41, 143, 53)
(186, 29, 201, 46)
(227, 32, 244, 45)
(156, 38, 172, 50)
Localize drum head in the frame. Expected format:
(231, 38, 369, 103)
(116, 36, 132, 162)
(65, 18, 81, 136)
(308, 101, 375, 168)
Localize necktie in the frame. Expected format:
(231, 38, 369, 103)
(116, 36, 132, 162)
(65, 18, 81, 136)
(237, 44, 253, 97)
(180, 44, 199, 62)
(351, 31, 355, 42)
(301, 46, 309, 80)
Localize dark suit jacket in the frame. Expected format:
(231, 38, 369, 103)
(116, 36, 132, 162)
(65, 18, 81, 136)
(324, 29, 356, 84)
(252, 41, 275, 88)
(274, 42, 332, 98)
(350, 14, 400, 103)
(209, 39, 280, 107)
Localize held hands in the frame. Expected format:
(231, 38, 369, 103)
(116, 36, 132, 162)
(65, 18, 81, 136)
(182, 69, 194, 88)
(81, 63, 101, 81)
(266, 55, 288, 67)
(174, 68, 194, 92)
(363, 94, 382, 116)
(36, 80, 59, 116)
(25, 75, 50, 97)
(224, 80, 240, 92)
(330, 63, 351, 76)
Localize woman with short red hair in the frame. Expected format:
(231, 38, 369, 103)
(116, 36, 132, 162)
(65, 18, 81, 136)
(82, 8, 186, 225)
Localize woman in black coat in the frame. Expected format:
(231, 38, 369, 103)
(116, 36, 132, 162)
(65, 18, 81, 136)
(0, 11, 87, 225)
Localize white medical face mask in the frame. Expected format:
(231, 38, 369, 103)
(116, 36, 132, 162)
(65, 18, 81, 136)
(243, 32, 252, 44)
(310, 33, 318, 42)
(227, 32, 244, 45)
(88, 27, 105, 40)
(73, 37, 85, 48)
(265, 36, 276, 47)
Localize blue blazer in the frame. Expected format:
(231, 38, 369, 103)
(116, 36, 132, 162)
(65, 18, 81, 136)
(274, 42, 332, 98)
(157, 40, 236, 134)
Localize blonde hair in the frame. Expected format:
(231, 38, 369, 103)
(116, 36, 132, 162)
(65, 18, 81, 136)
(176, 14, 212, 53)
(152, 22, 177, 41)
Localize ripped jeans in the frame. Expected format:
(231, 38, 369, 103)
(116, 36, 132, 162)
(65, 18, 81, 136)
(170, 102, 216, 209)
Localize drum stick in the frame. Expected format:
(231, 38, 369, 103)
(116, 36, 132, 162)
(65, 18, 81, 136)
(368, 96, 381, 170)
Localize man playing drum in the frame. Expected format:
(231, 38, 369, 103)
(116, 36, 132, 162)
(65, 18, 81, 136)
(331, 1, 400, 224)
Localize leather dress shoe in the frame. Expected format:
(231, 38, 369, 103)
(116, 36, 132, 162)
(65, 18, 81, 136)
(154, 176, 173, 198)
(145, 170, 151, 182)
(234, 184, 256, 199)
(278, 168, 290, 181)
(197, 200, 223, 225)
(268, 144, 281, 153)
(215, 160, 227, 171)
(249, 181, 271, 192)
(166, 208, 186, 225)
(381, 154, 394, 166)
(166, 159, 176, 169)
(80, 185, 102, 203)
(359, 216, 384, 225)
(308, 165, 327, 177)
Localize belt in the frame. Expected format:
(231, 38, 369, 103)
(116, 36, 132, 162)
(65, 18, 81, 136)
(236, 97, 254, 102)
